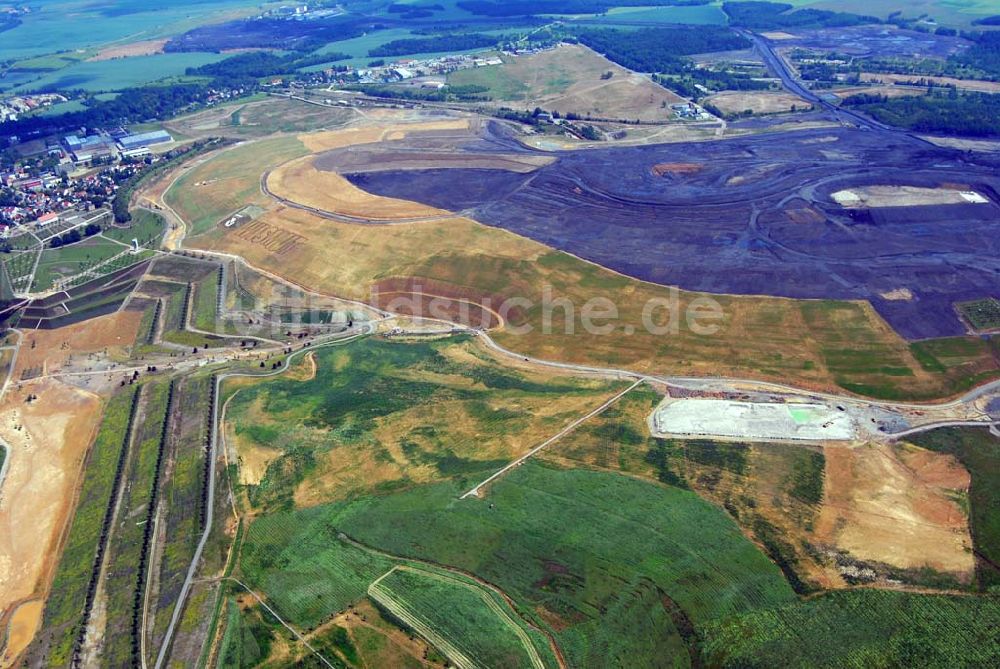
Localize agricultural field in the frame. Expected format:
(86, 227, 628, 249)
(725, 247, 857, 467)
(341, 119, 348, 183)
(0, 0, 266, 61)
(447, 44, 686, 121)
(9, 52, 223, 94)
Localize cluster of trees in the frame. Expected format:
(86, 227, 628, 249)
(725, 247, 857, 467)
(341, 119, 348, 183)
(574, 26, 750, 72)
(843, 89, 1000, 137)
(2, 83, 206, 141)
(49, 223, 101, 248)
(955, 31, 1000, 78)
(457, 0, 709, 17)
(721, 1, 879, 30)
(388, 2, 443, 19)
(972, 15, 1000, 26)
(348, 83, 491, 102)
(368, 32, 498, 57)
(186, 50, 350, 87)
(165, 15, 382, 53)
(0, 14, 20, 33)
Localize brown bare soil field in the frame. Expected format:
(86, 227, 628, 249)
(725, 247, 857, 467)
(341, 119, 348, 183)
(88, 39, 167, 61)
(372, 276, 512, 328)
(816, 443, 974, 576)
(16, 310, 142, 378)
(705, 90, 812, 116)
(651, 163, 703, 176)
(860, 72, 1000, 94)
(450, 44, 685, 122)
(2, 599, 43, 667)
(0, 379, 103, 659)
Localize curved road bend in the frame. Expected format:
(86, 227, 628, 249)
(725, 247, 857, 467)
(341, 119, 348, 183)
(153, 325, 375, 669)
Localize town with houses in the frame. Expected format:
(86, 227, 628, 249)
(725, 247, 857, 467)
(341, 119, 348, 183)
(0, 127, 172, 231)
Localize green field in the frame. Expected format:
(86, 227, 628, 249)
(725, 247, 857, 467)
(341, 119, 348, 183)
(0, 0, 264, 61)
(369, 566, 557, 669)
(240, 515, 397, 629)
(702, 589, 1000, 667)
(164, 136, 307, 236)
(286, 462, 796, 667)
(226, 336, 621, 510)
(552, 2, 728, 25)
(191, 266, 221, 331)
(150, 375, 210, 646)
(10, 52, 225, 93)
(31, 236, 127, 291)
(99, 381, 172, 666)
(103, 209, 166, 248)
(29, 389, 137, 668)
(786, 0, 1000, 27)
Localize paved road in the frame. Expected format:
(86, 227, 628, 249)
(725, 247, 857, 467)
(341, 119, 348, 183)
(742, 30, 924, 139)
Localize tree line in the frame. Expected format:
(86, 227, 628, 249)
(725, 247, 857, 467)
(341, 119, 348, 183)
(843, 89, 1000, 137)
(721, 1, 880, 30)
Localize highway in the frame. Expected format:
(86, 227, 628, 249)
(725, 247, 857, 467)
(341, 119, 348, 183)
(741, 30, 909, 136)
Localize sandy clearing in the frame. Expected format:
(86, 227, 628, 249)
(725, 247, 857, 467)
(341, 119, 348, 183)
(879, 288, 914, 301)
(300, 119, 470, 153)
(16, 310, 143, 379)
(268, 156, 457, 220)
(705, 90, 812, 116)
(832, 185, 988, 208)
(816, 443, 974, 575)
(761, 31, 798, 40)
(88, 39, 168, 61)
(0, 379, 104, 659)
(1, 599, 43, 667)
